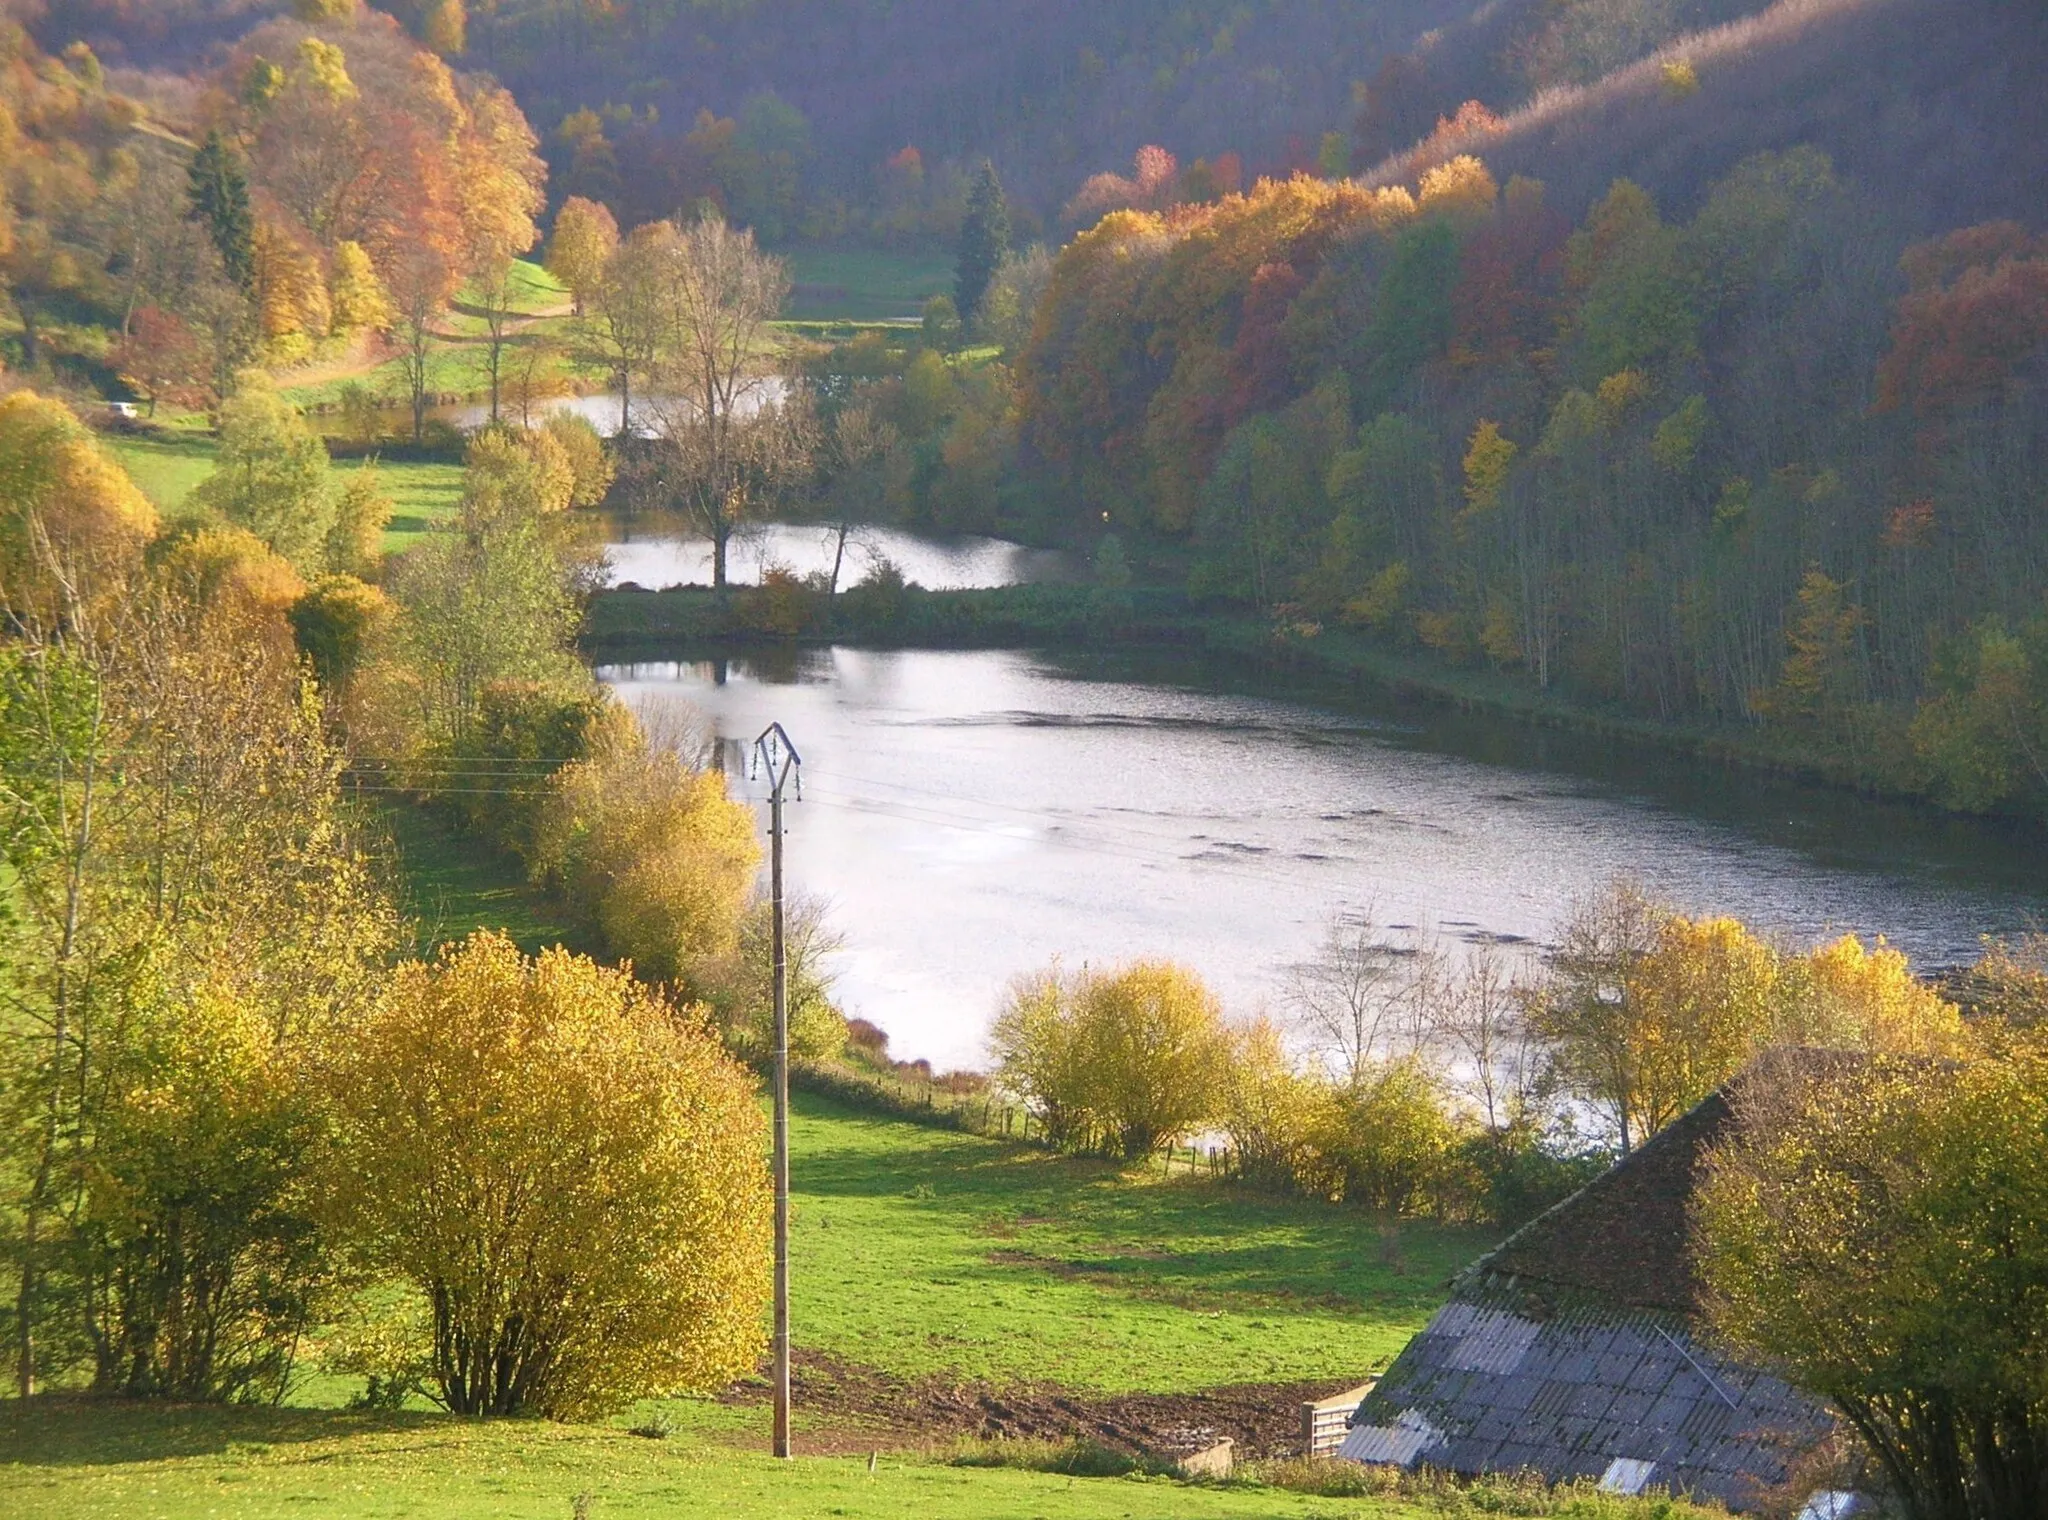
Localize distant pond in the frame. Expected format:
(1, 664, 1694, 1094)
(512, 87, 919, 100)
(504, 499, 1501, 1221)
(595, 646, 2048, 1069)
(601, 515, 1077, 591)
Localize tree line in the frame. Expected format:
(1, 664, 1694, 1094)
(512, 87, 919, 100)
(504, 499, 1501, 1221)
(0, 365, 795, 1412)
(1014, 146, 2048, 823)
(989, 886, 1976, 1225)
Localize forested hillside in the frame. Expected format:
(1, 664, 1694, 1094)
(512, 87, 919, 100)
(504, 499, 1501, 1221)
(1019, 0, 2048, 818)
(35, 1, 1801, 241)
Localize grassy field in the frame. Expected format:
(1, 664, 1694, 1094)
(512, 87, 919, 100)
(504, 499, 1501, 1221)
(372, 798, 581, 958)
(0, 1400, 1458, 1520)
(108, 433, 466, 555)
(0, 1098, 1489, 1520)
(784, 246, 953, 321)
(785, 1099, 1482, 1392)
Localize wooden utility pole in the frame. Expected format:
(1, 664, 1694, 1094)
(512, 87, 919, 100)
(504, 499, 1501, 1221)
(752, 723, 802, 1459)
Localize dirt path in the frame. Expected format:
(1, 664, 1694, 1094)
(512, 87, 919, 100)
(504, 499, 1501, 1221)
(721, 1349, 1338, 1460)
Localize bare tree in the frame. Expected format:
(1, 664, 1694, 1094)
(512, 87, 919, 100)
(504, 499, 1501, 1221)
(640, 213, 812, 589)
(821, 400, 899, 594)
(471, 252, 517, 427)
(1287, 908, 1428, 1084)
(582, 222, 668, 439)
(388, 247, 452, 446)
(1428, 944, 1545, 1135)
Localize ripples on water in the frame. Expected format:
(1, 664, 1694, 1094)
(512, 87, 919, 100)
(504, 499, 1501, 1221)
(596, 647, 2048, 1067)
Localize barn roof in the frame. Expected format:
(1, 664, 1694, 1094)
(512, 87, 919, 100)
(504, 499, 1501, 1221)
(1458, 1085, 1737, 1316)
(1337, 1066, 1840, 1512)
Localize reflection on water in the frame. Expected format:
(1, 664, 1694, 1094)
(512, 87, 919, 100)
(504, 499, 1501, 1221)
(596, 648, 2048, 1068)
(601, 516, 1075, 590)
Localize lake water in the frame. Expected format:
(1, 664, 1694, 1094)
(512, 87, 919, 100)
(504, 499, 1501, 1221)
(596, 646, 2048, 1069)
(603, 516, 1076, 591)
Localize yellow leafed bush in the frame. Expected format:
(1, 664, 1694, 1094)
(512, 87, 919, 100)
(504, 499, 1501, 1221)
(327, 932, 771, 1418)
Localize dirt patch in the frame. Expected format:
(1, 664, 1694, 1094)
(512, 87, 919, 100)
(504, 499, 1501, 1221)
(721, 1349, 1341, 1460)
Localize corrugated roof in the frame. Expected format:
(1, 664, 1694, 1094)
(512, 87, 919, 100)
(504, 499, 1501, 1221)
(1340, 1063, 1847, 1512)
(1340, 1295, 1831, 1510)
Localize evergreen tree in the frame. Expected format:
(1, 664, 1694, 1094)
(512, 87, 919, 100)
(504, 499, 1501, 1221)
(955, 160, 1010, 333)
(187, 131, 256, 294)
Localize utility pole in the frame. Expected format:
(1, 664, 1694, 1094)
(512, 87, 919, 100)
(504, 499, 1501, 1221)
(751, 722, 801, 1460)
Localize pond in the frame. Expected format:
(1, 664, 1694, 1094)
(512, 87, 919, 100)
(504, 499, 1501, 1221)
(601, 515, 1076, 591)
(595, 647, 2048, 1069)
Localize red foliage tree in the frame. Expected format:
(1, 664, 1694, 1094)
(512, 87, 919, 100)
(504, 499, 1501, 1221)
(1876, 222, 2048, 417)
(112, 306, 203, 414)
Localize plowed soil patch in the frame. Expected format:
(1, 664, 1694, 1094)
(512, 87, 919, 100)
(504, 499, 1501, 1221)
(723, 1349, 1337, 1459)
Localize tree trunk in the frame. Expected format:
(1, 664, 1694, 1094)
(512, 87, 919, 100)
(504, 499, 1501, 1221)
(713, 524, 729, 590)
(830, 522, 850, 594)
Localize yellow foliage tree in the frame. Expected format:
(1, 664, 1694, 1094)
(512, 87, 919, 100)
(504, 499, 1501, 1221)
(1698, 1043, 2048, 1519)
(0, 389, 158, 620)
(530, 717, 760, 986)
(328, 933, 771, 1418)
(1418, 154, 1498, 223)
(329, 240, 395, 333)
(1783, 934, 1965, 1055)
(546, 195, 619, 317)
(992, 960, 1231, 1159)
(1460, 419, 1516, 521)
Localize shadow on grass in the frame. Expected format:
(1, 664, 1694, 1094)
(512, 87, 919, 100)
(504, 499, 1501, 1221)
(0, 1397, 455, 1468)
(789, 1091, 1499, 1321)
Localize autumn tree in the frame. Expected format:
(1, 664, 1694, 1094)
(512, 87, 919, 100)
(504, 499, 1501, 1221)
(387, 245, 453, 444)
(992, 961, 1231, 1159)
(191, 372, 335, 571)
(2, 500, 395, 1397)
(1698, 1043, 2048, 1520)
(640, 213, 812, 588)
(329, 934, 771, 1418)
(385, 429, 584, 740)
(546, 196, 618, 317)
(112, 308, 203, 417)
(0, 391, 159, 622)
(528, 712, 759, 987)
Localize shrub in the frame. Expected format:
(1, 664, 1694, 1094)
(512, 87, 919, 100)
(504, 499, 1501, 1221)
(290, 574, 394, 690)
(992, 960, 1231, 1159)
(1320, 1057, 1470, 1214)
(529, 714, 759, 986)
(328, 933, 772, 1419)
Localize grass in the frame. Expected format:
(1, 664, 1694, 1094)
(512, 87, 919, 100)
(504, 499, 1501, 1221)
(783, 1096, 1484, 1392)
(371, 797, 580, 958)
(783, 246, 955, 321)
(107, 433, 465, 554)
(0, 1400, 1436, 1520)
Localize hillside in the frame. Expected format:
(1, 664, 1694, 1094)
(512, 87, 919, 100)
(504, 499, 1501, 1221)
(1016, 0, 2048, 823)
(1374, 0, 2048, 234)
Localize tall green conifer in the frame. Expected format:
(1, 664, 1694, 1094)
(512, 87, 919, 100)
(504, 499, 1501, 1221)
(956, 160, 1010, 333)
(187, 131, 256, 294)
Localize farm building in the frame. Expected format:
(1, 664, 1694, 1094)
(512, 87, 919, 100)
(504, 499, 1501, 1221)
(1336, 1073, 1838, 1511)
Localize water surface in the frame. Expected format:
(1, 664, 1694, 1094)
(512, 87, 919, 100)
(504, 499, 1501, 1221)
(603, 516, 1075, 591)
(597, 648, 2048, 1068)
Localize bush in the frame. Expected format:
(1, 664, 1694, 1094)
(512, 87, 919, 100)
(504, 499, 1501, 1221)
(529, 713, 759, 986)
(1319, 1057, 1470, 1214)
(290, 574, 394, 690)
(992, 960, 1231, 1159)
(328, 933, 772, 1419)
